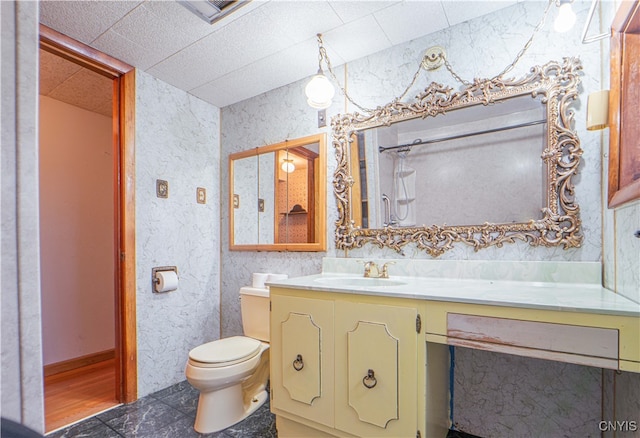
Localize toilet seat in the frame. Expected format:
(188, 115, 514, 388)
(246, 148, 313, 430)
(188, 336, 262, 368)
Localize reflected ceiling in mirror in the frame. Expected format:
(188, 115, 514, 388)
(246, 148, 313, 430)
(332, 58, 584, 257)
(229, 133, 326, 252)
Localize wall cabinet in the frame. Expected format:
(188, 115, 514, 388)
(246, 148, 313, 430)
(270, 288, 448, 438)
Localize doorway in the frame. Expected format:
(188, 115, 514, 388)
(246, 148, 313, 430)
(39, 24, 137, 432)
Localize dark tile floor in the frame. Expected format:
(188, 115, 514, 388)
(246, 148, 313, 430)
(46, 380, 276, 438)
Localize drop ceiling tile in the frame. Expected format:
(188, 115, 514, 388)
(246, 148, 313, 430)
(92, 29, 161, 70)
(48, 68, 112, 117)
(150, 5, 300, 92)
(191, 38, 339, 108)
(261, 1, 344, 44)
(39, 0, 142, 45)
(328, 1, 400, 24)
(108, 3, 202, 62)
(39, 49, 82, 95)
(148, 29, 252, 92)
(323, 15, 392, 62)
(373, 1, 449, 45)
(441, 0, 519, 26)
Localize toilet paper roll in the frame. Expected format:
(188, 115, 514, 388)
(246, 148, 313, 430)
(252, 273, 270, 289)
(155, 270, 178, 293)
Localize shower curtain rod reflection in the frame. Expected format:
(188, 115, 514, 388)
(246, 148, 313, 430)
(378, 119, 547, 153)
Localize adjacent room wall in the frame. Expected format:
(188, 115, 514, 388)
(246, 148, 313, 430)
(39, 96, 115, 366)
(135, 70, 221, 398)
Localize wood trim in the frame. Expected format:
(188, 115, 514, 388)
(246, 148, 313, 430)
(39, 28, 137, 403)
(119, 70, 138, 403)
(44, 350, 115, 377)
(608, 0, 640, 208)
(229, 133, 327, 252)
(39, 24, 133, 78)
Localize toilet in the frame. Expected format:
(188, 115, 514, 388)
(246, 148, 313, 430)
(185, 286, 270, 434)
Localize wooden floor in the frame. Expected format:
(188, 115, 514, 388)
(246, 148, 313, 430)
(44, 358, 119, 433)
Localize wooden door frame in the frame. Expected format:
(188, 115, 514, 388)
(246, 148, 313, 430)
(39, 24, 138, 403)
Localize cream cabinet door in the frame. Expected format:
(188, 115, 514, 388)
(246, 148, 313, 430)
(270, 294, 334, 428)
(335, 301, 419, 437)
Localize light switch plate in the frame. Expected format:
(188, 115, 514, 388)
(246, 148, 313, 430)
(156, 179, 168, 198)
(197, 187, 206, 204)
(318, 109, 327, 128)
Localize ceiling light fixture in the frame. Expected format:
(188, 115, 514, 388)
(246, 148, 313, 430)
(281, 159, 295, 173)
(304, 35, 335, 109)
(306, 1, 556, 113)
(554, 0, 576, 33)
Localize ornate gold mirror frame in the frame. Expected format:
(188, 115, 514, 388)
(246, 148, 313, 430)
(332, 58, 584, 257)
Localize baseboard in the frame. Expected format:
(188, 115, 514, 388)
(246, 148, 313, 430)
(44, 349, 115, 377)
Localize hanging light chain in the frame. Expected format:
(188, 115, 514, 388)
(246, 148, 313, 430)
(316, 0, 555, 112)
(443, 0, 554, 86)
(317, 34, 374, 113)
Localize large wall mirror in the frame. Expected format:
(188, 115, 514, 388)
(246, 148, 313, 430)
(332, 58, 584, 257)
(229, 133, 326, 251)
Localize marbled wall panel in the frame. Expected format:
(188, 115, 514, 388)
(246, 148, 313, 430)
(615, 202, 640, 304)
(344, 0, 603, 262)
(453, 347, 603, 437)
(218, 1, 635, 436)
(135, 71, 220, 397)
(0, 1, 45, 432)
(614, 371, 640, 437)
(220, 75, 343, 337)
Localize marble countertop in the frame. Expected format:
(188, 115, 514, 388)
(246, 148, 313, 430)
(267, 273, 640, 317)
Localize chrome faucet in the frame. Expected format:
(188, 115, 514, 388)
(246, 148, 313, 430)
(363, 261, 395, 278)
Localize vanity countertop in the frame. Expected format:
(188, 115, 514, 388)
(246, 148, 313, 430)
(267, 273, 640, 318)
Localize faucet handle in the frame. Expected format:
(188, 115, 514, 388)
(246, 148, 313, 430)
(363, 261, 378, 277)
(381, 261, 396, 278)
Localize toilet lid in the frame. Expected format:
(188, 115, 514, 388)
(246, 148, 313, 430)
(188, 336, 262, 366)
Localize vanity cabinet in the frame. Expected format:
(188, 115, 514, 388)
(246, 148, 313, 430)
(334, 301, 419, 437)
(270, 288, 447, 438)
(270, 294, 335, 428)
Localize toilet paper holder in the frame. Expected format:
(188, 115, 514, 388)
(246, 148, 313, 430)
(152, 266, 178, 293)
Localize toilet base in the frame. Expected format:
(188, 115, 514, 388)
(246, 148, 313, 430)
(193, 384, 268, 434)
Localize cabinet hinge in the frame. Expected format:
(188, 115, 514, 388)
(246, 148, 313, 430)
(416, 430, 421, 438)
(416, 314, 422, 333)
(269, 300, 272, 311)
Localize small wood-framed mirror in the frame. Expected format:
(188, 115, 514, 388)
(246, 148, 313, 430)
(229, 133, 326, 251)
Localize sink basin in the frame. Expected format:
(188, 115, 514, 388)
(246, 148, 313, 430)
(314, 276, 407, 288)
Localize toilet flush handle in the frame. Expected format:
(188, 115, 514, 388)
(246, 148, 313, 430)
(293, 354, 304, 371)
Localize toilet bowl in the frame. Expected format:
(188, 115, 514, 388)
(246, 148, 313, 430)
(185, 286, 270, 434)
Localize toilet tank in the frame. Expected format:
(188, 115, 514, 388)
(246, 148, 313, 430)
(239, 286, 270, 342)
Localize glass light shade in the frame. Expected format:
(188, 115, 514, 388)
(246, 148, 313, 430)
(281, 160, 295, 173)
(305, 73, 335, 109)
(554, 3, 576, 33)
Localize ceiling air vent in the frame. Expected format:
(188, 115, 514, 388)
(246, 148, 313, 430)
(179, 0, 250, 25)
